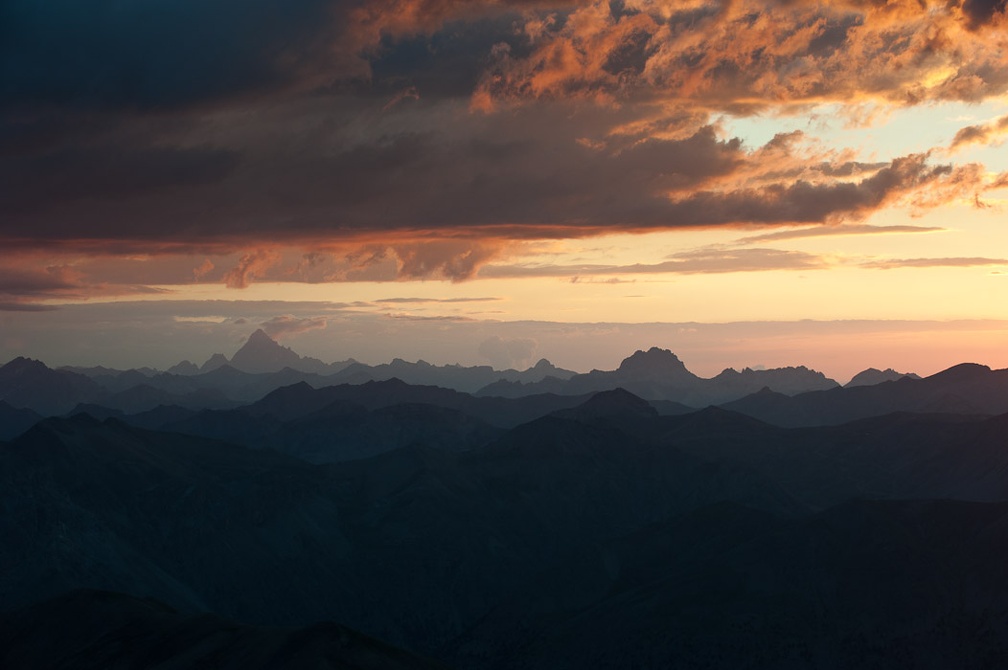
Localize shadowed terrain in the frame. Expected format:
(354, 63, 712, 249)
(0, 589, 450, 670)
(6, 344, 1008, 668)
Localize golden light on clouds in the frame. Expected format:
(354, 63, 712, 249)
(2, 0, 1008, 372)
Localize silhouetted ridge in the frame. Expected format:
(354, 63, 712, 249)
(249, 381, 321, 419)
(845, 367, 920, 387)
(673, 405, 772, 434)
(618, 347, 691, 378)
(0, 357, 105, 415)
(0, 357, 48, 375)
(166, 360, 200, 376)
(230, 329, 304, 374)
(0, 401, 42, 440)
(199, 353, 230, 373)
(927, 362, 991, 383)
(557, 388, 657, 421)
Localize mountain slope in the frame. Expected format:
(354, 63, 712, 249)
(453, 499, 1008, 670)
(0, 589, 450, 670)
(0, 358, 105, 415)
(0, 400, 41, 440)
(229, 329, 330, 374)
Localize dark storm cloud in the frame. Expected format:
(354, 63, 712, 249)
(0, 302, 57, 312)
(0, 0, 339, 110)
(0, 94, 982, 255)
(0, 108, 740, 243)
(0, 0, 1003, 293)
(1, 143, 240, 213)
(959, 0, 1008, 29)
(368, 16, 532, 99)
(654, 154, 956, 227)
(0, 264, 161, 308)
(0, 266, 81, 295)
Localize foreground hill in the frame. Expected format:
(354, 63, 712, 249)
(0, 589, 449, 670)
(0, 409, 793, 651)
(8, 394, 1008, 666)
(453, 499, 1008, 669)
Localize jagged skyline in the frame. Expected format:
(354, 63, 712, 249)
(38, 327, 924, 387)
(3, 0, 1008, 379)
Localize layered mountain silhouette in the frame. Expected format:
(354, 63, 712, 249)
(0, 357, 104, 415)
(0, 400, 41, 440)
(7, 341, 1008, 667)
(0, 335, 844, 422)
(477, 347, 838, 405)
(7, 385, 1008, 666)
(724, 362, 1008, 426)
(844, 366, 920, 387)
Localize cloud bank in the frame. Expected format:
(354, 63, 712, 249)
(2, 0, 1007, 299)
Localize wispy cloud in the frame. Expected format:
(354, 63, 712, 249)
(735, 224, 945, 245)
(260, 315, 328, 339)
(482, 247, 827, 278)
(374, 296, 501, 304)
(860, 257, 1008, 270)
(950, 115, 1008, 151)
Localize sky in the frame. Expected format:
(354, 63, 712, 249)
(3, 0, 1008, 382)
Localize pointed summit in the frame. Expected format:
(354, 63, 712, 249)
(574, 388, 658, 420)
(167, 360, 199, 376)
(199, 353, 230, 373)
(551, 387, 657, 423)
(229, 329, 303, 374)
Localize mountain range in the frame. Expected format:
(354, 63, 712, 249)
(5, 388, 1008, 667)
(4, 335, 1008, 668)
(0, 329, 917, 420)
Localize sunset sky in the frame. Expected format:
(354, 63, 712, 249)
(3, 0, 1008, 380)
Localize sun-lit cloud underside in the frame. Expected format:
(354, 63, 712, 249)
(3, 0, 1008, 371)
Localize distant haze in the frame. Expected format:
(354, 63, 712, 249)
(3, 300, 1007, 383)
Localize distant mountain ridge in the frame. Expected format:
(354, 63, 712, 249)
(724, 362, 1007, 427)
(0, 332, 998, 425)
(477, 347, 839, 405)
(845, 367, 921, 387)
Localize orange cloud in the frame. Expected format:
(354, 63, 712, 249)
(473, 0, 1008, 111)
(950, 115, 1008, 151)
(260, 314, 328, 338)
(223, 250, 282, 289)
